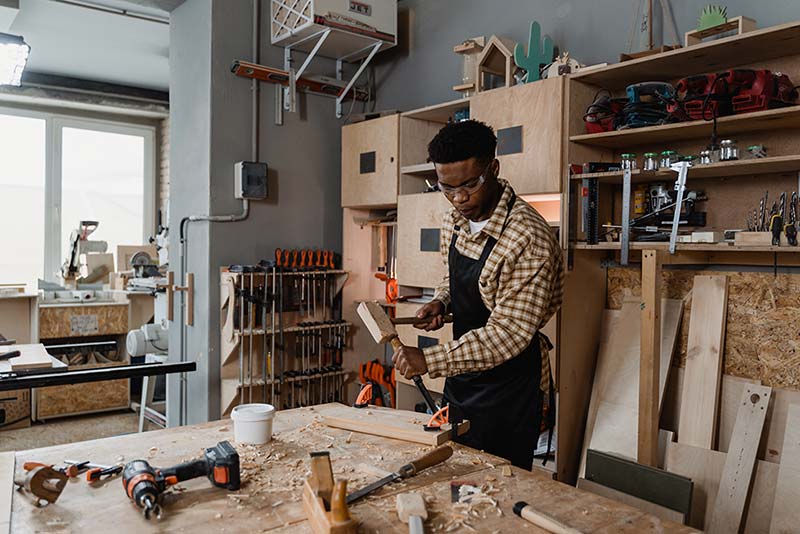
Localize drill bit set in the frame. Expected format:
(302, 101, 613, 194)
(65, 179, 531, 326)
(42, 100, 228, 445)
(745, 190, 798, 246)
(222, 249, 351, 412)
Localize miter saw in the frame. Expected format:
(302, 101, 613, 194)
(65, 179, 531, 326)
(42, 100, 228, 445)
(60, 221, 108, 286)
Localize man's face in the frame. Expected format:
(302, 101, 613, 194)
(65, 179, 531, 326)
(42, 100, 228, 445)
(435, 157, 499, 222)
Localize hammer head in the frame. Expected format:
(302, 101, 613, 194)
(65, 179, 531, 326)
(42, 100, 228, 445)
(356, 301, 398, 345)
(396, 492, 428, 522)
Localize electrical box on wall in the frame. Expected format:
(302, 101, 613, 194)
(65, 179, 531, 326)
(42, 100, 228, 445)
(234, 161, 268, 200)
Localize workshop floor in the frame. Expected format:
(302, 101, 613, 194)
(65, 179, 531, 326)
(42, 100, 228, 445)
(0, 410, 159, 452)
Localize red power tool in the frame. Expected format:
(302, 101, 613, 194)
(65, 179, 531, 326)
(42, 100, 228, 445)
(122, 441, 240, 520)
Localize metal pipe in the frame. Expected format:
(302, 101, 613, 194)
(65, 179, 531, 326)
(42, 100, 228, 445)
(248, 272, 255, 403)
(239, 274, 245, 406)
(50, 0, 169, 24)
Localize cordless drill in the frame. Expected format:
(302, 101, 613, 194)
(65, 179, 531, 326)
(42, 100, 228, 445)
(122, 440, 240, 519)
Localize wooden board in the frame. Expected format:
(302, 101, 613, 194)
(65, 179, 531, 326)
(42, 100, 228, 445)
(664, 441, 779, 532)
(341, 114, 399, 209)
(580, 298, 683, 474)
(770, 403, 800, 533)
(0, 452, 12, 534)
(319, 403, 461, 446)
(2, 344, 52, 370)
(577, 477, 685, 524)
(396, 192, 450, 288)
(678, 275, 728, 449)
(707, 384, 771, 533)
(639, 250, 662, 466)
(470, 78, 565, 194)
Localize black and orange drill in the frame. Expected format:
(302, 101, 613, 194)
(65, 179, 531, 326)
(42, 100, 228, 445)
(122, 441, 240, 520)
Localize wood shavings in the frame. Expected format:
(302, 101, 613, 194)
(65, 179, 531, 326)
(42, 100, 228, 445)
(218, 426, 229, 432)
(346, 432, 353, 443)
(501, 465, 512, 477)
(271, 500, 283, 507)
(214, 513, 223, 519)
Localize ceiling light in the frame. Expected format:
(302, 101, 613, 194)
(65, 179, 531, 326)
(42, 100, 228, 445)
(0, 33, 30, 86)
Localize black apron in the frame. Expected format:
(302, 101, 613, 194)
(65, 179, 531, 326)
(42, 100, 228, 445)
(443, 194, 543, 470)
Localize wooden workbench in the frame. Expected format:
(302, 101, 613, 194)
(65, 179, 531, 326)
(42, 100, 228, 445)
(4, 404, 696, 533)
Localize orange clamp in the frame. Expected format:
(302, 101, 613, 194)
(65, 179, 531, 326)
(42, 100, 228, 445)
(307, 249, 315, 269)
(292, 250, 299, 269)
(354, 383, 373, 408)
(424, 405, 449, 431)
(282, 249, 290, 267)
(300, 249, 308, 269)
(327, 250, 335, 269)
(316, 250, 323, 267)
(275, 248, 283, 267)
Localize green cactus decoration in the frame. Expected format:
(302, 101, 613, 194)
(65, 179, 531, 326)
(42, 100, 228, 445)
(698, 5, 728, 31)
(514, 21, 554, 83)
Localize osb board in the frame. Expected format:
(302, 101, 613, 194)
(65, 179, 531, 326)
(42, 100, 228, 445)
(10, 405, 511, 533)
(396, 192, 450, 289)
(0, 297, 34, 345)
(664, 441, 778, 532)
(39, 304, 129, 339)
(471, 78, 565, 194)
(34, 362, 129, 420)
(341, 114, 399, 208)
(0, 389, 30, 430)
(607, 268, 800, 389)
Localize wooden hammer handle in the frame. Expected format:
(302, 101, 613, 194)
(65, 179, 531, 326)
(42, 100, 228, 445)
(389, 336, 403, 351)
(391, 314, 454, 325)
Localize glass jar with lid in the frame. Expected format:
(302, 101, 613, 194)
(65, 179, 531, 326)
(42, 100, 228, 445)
(621, 153, 637, 170)
(719, 139, 739, 161)
(659, 150, 678, 168)
(642, 152, 658, 171)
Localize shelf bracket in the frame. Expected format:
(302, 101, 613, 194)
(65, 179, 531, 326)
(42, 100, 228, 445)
(282, 29, 332, 113)
(621, 169, 632, 265)
(335, 42, 381, 118)
(668, 162, 690, 254)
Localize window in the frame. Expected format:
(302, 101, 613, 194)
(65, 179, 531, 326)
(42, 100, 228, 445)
(0, 108, 155, 289)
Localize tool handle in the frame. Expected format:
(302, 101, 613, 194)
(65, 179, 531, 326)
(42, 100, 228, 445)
(159, 458, 209, 485)
(409, 516, 425, 534)
(327, 250, 336, 269)
(389, 336, 403, 351)
(513, 502, 582, 534)
(330, 479, 352, 523)
(391, 314, 453, 325)
(22, 461, 48, 471)
(401, 446, 453, 478)
(0, 350, 20, 360)
(292, 250, 299, 269)
(412, 376, 439, 414)
(771, 214, 783, 246)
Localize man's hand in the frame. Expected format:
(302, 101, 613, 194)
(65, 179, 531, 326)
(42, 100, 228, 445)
(392, 346, 428, 379)
(413, 300, 446, 332)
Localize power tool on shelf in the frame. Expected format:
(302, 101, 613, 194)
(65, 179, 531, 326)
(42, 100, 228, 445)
(122, 441, 240, 520)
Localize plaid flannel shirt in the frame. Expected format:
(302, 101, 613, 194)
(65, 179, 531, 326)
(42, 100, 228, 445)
(422, 180, 564, 391)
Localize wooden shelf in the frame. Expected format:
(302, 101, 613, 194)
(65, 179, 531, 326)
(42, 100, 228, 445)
(569, 106, 800, 148)
(571, 155, 800, 183)
(570, 21, 800, 90)
(401, 162, 436, 175)
(401, 97, 470, 123)
(572, 242, 798, 253)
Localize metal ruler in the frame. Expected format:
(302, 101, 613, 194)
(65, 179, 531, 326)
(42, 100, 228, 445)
(668, 162, 690, 254)
(621, 169, 632, 265)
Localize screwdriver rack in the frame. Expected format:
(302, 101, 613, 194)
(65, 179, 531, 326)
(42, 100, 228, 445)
(219, 266, 351, 415)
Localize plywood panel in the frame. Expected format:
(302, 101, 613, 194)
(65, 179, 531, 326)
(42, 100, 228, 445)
(707, 384, 771, 534)
(471, 78, 565, 194)
(664, 441, 779, 532)
(1, 344, 51, 370)
(0, 296, 35, 345)
(770, 403, 800, 534)
(607, 269, 800, 390)
(397, 193, 450, 289)
(580, 299, 683, 474)
(341, 114, 399, 208)
(0, 389, 29, 430)
(399, 117, 442, 168)
(39, 304, 129, 339)
(677, 275, 728, 449)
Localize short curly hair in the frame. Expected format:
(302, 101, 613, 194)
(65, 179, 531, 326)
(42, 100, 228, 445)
(427, 120, 496, 164)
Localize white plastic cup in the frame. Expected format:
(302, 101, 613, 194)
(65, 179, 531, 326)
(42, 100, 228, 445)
(231, 403, 275, 445)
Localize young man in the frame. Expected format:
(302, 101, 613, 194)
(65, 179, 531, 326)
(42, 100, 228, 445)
(391, 120, 564, 470)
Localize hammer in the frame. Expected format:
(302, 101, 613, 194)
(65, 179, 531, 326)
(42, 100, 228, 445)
(356, 301, 439, 413)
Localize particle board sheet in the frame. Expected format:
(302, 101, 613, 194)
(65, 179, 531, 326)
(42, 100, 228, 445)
(770, 403, 800, 533)
(707, 384, 772, 534)
(664, 441, 779, 532)
(580, 298, 683, 474)
(577, 477, 686, 524)
(39, 303, 128, 338)
(606, 269, 800, 390)
(678, 275, 728, 449)
(319, 403, 460, 446)
(0, 344, 52, 370)
(34, 361, 129, 420)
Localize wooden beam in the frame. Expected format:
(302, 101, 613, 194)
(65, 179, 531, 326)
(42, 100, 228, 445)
(638, 250, 661, 466)
(678, 275, 728, 449)
(770, 403, 800, 533)
(707, 384, 772, 534)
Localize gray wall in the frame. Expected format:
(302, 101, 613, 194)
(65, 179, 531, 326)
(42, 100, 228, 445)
(168, 0, 343, 425)
(375, 0, 800, 111)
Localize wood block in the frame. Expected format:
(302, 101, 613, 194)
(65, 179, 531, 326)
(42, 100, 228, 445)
(770, 403, 800, 533)
(3, 344, 52, 370)
(734, 231, 788, 246)
(664, 441, 779, 532)
(319, 403, 467, 446)
(356, 301, 398, 345)
(691, 231, 724, 243)
(396, 492, 428, 522)
(0, 452, 13, 534)
(707, 384, 771, 534)
(577, 478, 685, 524)
(678, 275, 728, 449)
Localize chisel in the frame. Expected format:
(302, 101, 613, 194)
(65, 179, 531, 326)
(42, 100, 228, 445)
(346, 445, 453, 504)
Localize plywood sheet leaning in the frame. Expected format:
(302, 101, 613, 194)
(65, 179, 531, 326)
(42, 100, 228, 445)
(319, 403, 465, 446)
(3, 344, 52, 370)
(664, 440, 778, 532)
(770, 403, 800, 534)
(678, 275, 728, 449)
(0, 452, 13, 534)
(579, 298, 683, 475)
(707, 384, 772, 534)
